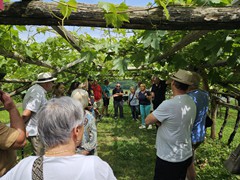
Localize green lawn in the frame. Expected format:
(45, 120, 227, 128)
(1, 101, 240, 179)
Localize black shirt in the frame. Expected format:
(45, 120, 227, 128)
(151, 80, 167, 109)
(112, 88, 123, 101)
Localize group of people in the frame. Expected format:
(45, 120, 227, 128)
(128, 77, 167, 130)
(0, 68, 210, 180)
(0, 72, 116, 179)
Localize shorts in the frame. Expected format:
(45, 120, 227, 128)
(93, 99, 102, 109)
(103, 98, 110, 106)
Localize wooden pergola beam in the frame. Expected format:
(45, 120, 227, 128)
(1, 2, 240, 30)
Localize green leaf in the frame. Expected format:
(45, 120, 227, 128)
(99, 2, 129, 28)
(117, 2, 128, 11)
(155, 0, 170, 19)
(15, 26, 27, 32)
(98, 2, 116, 13)
(25, 47, 33, 58)
(112, 57, 128, 75)
(68, 0, 77, 12)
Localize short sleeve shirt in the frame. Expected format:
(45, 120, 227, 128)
(112, 88, 123, 101)
(22, 84, 47, 136)
(138, 91, 151, 105)
(91, 84, 102, 101)
(2, 155, 117, 180)
(80, 111, 97, 152)
(152, 95, 196, 162)
(0, 123, 19, 176)
(128, 93, 139, 106)
(102, 85, 110, 98)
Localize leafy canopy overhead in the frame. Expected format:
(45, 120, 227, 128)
(0, 0, 239, 93)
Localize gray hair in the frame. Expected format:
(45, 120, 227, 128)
(37, 96, 84, 148)
(71, 89, 89, 108)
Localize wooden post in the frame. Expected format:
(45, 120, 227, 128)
(227, 97, 240, 145)
(218, 95, 230, 139)
(210, 95, 218, 139)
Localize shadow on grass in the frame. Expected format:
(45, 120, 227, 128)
(97, 104, 157, 180)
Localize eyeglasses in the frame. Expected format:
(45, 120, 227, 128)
(116, 86, 120, 87)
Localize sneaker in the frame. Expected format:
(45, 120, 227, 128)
(139, 125, 146, 129)
(147, 125, 152, 129)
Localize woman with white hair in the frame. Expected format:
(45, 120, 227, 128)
(1, 97, 116, 180)
(71, 89, 97, 155)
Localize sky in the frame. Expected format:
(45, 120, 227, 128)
(19, 0, 155, 41)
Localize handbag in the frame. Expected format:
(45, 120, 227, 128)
(224, 144, 240, 174)
(32, 156, 43, 180)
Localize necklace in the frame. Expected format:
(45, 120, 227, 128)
(45, 149, 75, 155)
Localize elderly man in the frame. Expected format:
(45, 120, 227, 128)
(112, 83, 124, 119)
(0, 73, 26, 176)
(145, 69, 196, 180)
(22, 72, 56, 156)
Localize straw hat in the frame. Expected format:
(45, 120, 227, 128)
(169, 69, 193, 85)
(35, 72, 57, 83)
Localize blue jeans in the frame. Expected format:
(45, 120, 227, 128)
(140, 104, 151, 125)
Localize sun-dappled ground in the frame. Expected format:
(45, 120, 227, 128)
(1, 101, 240, 179)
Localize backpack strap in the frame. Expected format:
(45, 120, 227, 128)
(32, 156, 43, 180)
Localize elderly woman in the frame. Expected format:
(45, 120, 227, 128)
(71, 89, 97, 155)
(1, 97, 116, 180)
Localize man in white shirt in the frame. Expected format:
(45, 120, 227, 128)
(146, 69, 196, 180)
(22, 72, 56, 156)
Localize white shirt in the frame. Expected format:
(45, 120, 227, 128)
(22, 84, 47, 136)
(153, 94, 196, 162)
(1, 155, 116, 180)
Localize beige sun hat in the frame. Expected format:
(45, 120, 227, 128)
(35, 72, 57, 83)
(169, 69, 193, 85)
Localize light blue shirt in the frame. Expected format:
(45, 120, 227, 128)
(128, 92, 139, 106)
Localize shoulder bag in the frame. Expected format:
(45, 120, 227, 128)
(32, 156, 43, 180)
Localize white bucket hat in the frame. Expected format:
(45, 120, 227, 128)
(35, 72, 57, 83)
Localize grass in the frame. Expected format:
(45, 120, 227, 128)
(1, 101, 240, 179)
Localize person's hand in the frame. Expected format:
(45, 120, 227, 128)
(156, 121, 161, 127)
(0, 90, 16, 111)
(81, 150, 90, 155)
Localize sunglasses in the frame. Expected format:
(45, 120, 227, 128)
(116, 86, 120, 87)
